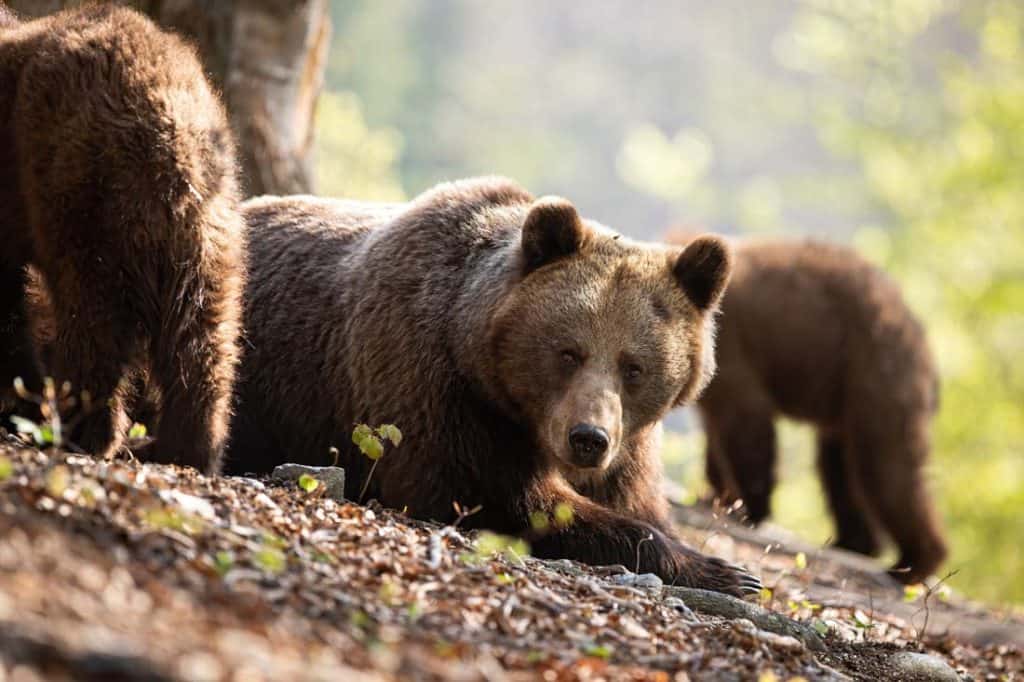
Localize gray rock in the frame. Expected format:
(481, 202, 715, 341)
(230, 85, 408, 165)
(888, 652, 960, 682)
(662, 586, 826, 652)
(662, 596, 697, 619)
(271, 464, 346, 501)
(610, 572, 664, 590)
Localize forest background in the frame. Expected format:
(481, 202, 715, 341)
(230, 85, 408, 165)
(316, 0, 1024, 606)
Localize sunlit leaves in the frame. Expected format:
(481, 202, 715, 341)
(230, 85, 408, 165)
(298, 474, 320, 493)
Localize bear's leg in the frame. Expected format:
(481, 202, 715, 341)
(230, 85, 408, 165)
(0, 265, 41, 418)
(43, 270, 135, 459)
(147, 271, 241, 475)
(718, 408, 777, 524)
(524, 475, 762, 598)
(704, 438, 730, 501)
(847, 422, 947, 583)
(816, 429, 881, 556)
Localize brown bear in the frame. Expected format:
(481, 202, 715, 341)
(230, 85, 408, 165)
(0, 5, 245, 473)
(665, 232, 947, 584)
(224, 178, 760, 597)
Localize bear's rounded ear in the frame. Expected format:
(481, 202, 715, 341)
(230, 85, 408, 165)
(672, 236, 732, 310)
(521, 196, 586, 272)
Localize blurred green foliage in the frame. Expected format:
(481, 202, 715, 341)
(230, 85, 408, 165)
(315, 92, 404, 201)
(785, 0, 1024, 605)
(318, 0, 1022, 605)
(664, 0, 1024, 606)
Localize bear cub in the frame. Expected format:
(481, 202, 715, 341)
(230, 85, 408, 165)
(227, 177, 760, 597)
(667, 233, 947, 584)
(0, 5, 245, 472)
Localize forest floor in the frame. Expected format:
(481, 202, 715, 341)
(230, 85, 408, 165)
(0, 444, 1021, 681)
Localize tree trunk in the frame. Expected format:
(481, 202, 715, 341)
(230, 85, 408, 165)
(8, 0, 331, 197)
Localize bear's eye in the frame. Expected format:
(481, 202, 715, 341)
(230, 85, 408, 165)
(561, 349, 582, 367)
(625, 363, 644, 380)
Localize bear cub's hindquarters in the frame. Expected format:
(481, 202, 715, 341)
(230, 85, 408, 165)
(0, 5, 245, 473)
(667, 233, 947, 584)
(227, 178, 760, 597)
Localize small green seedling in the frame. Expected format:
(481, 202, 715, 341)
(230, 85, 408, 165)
(903, 583, 924, 602)
(352, 423, 402, 502)
(297, 474, 320, 493)
(529, 511, 550, 532)
(213, 551, 234, 577)
(553, 502, 574, 527)
(10, 415, 57, 448)
(254, 546, 286, 574)
(462, 531, 530, 566)
(9, 376, 78, 449)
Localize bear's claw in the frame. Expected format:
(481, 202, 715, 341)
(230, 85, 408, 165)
(701, 556, 763, 598)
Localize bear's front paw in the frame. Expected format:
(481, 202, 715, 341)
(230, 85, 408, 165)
(670, 544, 762, 599)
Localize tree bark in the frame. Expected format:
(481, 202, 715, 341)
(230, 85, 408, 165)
(8, 0, 331, 197)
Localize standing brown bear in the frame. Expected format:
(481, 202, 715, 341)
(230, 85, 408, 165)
(0, 5, 245, 473)
(666, 232, 947, 584)
(226, 178, 761, 597)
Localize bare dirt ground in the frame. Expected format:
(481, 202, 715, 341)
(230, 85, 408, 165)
(0, 444, 1020, 681)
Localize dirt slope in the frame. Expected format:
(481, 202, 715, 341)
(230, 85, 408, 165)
(0, 445, 1020, 681)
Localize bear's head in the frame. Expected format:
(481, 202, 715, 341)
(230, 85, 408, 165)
(489, 196, 731, 476)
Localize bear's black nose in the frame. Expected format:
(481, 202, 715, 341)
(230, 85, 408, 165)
(568, 423, 609, 466)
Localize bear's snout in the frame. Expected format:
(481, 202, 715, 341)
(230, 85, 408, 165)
(568, 423, 610, 467)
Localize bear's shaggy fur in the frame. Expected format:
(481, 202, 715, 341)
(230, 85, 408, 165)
(226, 178, 760, 596)
(0, 5, 245, 472)
(667, 233, 947, 583)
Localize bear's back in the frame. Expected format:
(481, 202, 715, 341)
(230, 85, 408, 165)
(230, 184, 535, 492)
(1, 5, 235, 263)
(714, 239, 935, 422)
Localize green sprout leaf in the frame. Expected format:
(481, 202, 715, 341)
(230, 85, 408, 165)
(254, 547, 286, 574)
(475, 531, 505, 556)
(376, 423, 403, 447)
(903, 584, 924, 603)
(213, 551, 234, 577)
(38, 423, 56, 446)
(298, 474, 320, 493)
(128, 422, 148, 439)
(794, 551, 807, 571)
(360, 435, 384, 460)
(472, 531, 530, 564)
(0, 455, 12, 482)
(529, 510, 550, 531)
(584, 644, 612, 660)
(353, 423, 385, 460)
(553, 502, 574, 527)
(505, 538, 530, 562)
(352, 423, 374, 447)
